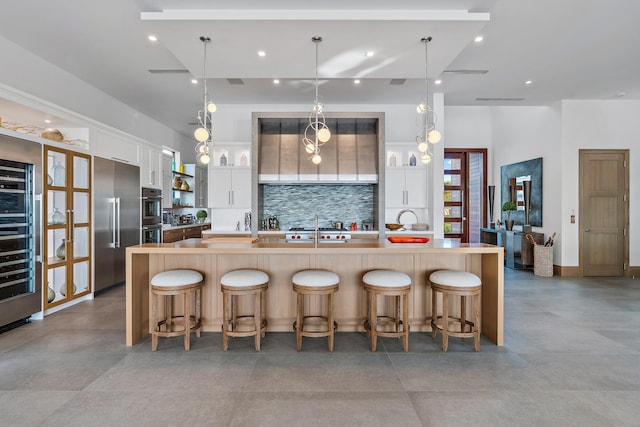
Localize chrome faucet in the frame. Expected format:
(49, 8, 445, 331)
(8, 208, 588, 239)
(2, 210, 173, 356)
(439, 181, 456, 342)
(314, 213, 319, 248)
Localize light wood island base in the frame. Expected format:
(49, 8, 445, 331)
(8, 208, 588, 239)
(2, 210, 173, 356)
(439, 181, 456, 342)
(126, 238, 504, 346)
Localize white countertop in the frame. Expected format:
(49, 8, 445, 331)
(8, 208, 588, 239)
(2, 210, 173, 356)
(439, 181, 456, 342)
(163, 223, 211, 230)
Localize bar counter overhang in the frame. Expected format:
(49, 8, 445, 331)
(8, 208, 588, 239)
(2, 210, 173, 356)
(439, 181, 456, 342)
(126, 238, 504, 346)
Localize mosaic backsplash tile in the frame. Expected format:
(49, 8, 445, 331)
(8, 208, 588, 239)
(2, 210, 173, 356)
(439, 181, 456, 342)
(261, 184, 375, 230)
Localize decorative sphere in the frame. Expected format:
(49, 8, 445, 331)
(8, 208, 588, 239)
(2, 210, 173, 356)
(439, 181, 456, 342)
(421, 153, 432, 164)
(305, 143, 315, 154)
(416, 103, 426, 113)
(199, 153, 210, 164)
(417, 142, 428, 152)
(194, 127, 209, 142)
(427, 129, 442, 143)
(317, 127, 331, 143)
(312, 154, 322, 164)
(207, 101, 217, 113)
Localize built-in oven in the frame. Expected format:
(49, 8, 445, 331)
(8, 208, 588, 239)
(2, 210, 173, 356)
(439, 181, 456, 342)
(141, 223, 162, 244)
(141, 187, 162, 225)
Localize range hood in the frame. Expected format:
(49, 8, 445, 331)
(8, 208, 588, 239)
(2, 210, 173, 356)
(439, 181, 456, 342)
(258, 117, 379, 184)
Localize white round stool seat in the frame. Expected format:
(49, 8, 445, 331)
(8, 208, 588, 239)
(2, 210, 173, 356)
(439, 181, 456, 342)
(293, 270, 340, 288)
(151, 270, 203, 287)
(221, 269, 269, 288)
(363, 270, 411, 288)
(430, 270, 481, 288)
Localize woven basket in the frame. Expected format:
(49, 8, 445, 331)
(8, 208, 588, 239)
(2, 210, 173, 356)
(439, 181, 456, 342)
(534, 246, 553, 277)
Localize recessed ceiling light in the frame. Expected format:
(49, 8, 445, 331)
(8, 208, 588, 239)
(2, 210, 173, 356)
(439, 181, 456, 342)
(258, 51, 266, 57)
(273, 79, 280, 84)
(474, 35, 484, 43)
(148, 35, 158, 42)
(44, 119, 51, 123)
(524, 80, 533, 85)
(434, 79, 442, 85)
(354, 79, 361, 85)
(615, 91, 626, 98)
(191, 79, 198, 84)
(365, 51, 374, 57)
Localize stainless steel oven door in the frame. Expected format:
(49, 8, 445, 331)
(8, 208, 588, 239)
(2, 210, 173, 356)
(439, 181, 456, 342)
(141, 224, 162, 244)
(141, 187, 161, 225)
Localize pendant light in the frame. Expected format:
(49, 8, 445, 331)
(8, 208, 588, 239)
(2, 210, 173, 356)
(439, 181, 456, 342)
(301, 36, 331, 164)
(194, 36, 217, 165)
(416, 36, 441, 164)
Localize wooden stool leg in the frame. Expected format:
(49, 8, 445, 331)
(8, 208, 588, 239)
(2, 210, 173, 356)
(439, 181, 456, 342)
(442, 293, 449, 352)
(296, 292, 303, 352)
(328, 291, 335, 352)
(261, 288, 267, 338)
(195, 288, 201, 338)
(184, 290, 191, 351)
(431, 288, 437, 339)
(394, 295, 400, 333)
(254, 290, 261, 351)
(461, 295, 467, 333)
(222, 292, 230, 351)
(151, 290, 159, 351)
(402, 291, 409, 352)
(365, 291, 371, 338)
(474, 292, 481, 352)
(370, 291, 377, 352)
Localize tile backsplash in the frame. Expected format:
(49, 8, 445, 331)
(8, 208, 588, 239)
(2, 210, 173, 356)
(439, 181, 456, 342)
(261, 184, 376, 230)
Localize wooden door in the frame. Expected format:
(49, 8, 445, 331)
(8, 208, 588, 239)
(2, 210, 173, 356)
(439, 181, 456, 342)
(579, 150, 629, 276)
(443, 152, 466, 241)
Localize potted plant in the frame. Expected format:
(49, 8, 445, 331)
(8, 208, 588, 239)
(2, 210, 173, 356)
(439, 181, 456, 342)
(502, 201, 517, 230)
(196, 209, 208, 224)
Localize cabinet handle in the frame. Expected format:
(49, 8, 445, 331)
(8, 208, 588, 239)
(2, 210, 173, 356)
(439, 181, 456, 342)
(115, 197, 121, 248)
(151, 170, 156, 186)
(108, 198, 117, 248)
(66, 209, 74, 243)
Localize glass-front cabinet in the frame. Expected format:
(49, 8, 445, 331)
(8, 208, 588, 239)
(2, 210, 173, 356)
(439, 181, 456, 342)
(43, 146, 91, 308)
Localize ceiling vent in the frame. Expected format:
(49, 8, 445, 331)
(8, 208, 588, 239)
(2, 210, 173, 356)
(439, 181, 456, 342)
(389, 79, 406, 85)
(443, 69, 489, 75)
(476, 97, 525, 102)
(227, 78, 245, 85)
(148, 69, 189, 74)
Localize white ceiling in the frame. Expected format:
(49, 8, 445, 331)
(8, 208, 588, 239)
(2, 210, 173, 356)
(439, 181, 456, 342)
(1, 0, 639, 138)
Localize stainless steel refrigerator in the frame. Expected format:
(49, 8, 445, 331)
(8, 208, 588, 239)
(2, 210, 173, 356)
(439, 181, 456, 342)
(94, 157, 140, 292)
(0, 134, 42, 330)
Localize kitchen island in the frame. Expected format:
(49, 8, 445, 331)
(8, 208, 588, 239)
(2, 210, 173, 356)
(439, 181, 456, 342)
(126, 238, 504, 346)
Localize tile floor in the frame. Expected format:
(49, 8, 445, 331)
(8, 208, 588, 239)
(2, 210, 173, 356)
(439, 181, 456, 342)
(1, 268, 639, 426)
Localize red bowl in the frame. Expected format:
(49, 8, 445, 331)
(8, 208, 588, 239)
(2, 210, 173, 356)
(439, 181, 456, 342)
(387, 236, 430, 244)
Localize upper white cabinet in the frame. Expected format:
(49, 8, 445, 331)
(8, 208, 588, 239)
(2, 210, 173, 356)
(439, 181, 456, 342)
(210, 167, 251, 208)
(92, 129, 139, 164)
(161, 154, 173, 209)
(385, 144, 428, 208)
(209, 144, 251, 209)
(194, 166, 208, 208)
(139, 145, 162, 189)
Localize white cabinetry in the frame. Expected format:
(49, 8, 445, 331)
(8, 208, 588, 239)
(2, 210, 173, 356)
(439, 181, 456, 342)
(140, 145, 162, 189)
(386, 167, 427, 208)
(210, 168, 251, 208)
(385, 142, 428, 209)
(92, 129, 139, 164)
(194, 166, 208, 208)
(161, 154, 173, 209)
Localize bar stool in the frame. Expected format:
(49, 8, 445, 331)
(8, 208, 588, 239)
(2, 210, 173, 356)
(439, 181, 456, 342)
(150, 269, 203, 351)
(220, 269, 269, 351)
(429, 270, 482, 352)
(362, 269, 411, 352)
(292, 269, 340, 352)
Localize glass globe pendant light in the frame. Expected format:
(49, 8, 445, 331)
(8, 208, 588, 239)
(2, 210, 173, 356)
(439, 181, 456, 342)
(416, 36, 440, 164)
(194, 36, 216, 165)
(301, 36, 331, 164)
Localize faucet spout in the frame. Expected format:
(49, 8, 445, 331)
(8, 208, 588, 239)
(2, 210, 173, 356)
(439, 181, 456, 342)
(314, 213, 319, 248)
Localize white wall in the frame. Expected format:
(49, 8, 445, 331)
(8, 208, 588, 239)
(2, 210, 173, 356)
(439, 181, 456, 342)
(561, 100, 640, 267)
(0, 35, 192, 155)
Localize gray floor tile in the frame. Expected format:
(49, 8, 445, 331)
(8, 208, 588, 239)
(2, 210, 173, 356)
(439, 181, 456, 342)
(41, 390, 239, 427)
(230, 391, 421, 427)
(85, 352, 258, 392)
(0, 390, 78, 426)
(246, 353, 404, 392)
(409, 390, 625, 427)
